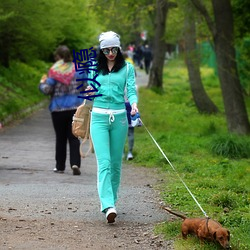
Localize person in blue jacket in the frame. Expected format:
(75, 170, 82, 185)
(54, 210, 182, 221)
(39, 45, 86, 176)
(86, 31, 138, 223)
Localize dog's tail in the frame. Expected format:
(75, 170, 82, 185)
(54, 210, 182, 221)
(162, 206, 187, 220)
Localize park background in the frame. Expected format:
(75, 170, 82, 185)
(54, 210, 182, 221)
(0, 1, 249, 249)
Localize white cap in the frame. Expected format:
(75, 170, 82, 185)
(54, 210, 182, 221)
(99, 31, 121, 49)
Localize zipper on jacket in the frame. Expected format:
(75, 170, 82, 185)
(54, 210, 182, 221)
(108, 72, 111, 109)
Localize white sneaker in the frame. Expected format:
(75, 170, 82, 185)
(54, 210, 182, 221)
(127, 152, 133, 160)
(105, 207, 117, 223)
(72, 165, 81, 175)
(53, 168, 64, 173)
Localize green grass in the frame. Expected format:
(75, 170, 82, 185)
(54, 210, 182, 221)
(0, 60, 50, 123)
(129, 59, 250, 250)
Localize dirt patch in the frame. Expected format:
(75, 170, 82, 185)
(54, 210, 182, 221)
(0, 216, 174, 250)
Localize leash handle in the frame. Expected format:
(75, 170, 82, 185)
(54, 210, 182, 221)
(139, 118, 209, 218)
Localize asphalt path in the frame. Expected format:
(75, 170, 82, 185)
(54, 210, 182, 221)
(0, 105, 166, 222)
(0, 69, 172, 249)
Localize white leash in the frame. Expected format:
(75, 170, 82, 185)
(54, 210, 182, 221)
(140, 118, 209, 218)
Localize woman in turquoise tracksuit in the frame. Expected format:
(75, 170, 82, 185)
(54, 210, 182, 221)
(87, 31, 138, 223)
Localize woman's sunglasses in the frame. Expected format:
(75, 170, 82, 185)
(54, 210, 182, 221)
(102, 47, 119, 55)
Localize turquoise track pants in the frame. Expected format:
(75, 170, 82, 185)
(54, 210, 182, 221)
(90, 111, 128, 212)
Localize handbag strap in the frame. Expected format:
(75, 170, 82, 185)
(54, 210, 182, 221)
(79, 113, 94, 158)
(79, 103, 94, 158)
(79, 137, 93, 158)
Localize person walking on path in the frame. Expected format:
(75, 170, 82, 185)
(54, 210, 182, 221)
(125, 101, 135, 160)
(123, 51, 138, 161)
(39, 45, 85, 176)
(143, 44, 152, 75)
(86, 31, 138, 223)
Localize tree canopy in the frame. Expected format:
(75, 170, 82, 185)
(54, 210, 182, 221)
(0, 0, 99, 66)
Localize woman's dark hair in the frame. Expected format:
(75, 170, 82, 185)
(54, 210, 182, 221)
(54, 45, 72, 63)
(97, 48, 126, 75)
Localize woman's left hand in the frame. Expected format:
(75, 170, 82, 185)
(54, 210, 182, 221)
(85, 85, 94, 95)
(131, 103, 138, 116)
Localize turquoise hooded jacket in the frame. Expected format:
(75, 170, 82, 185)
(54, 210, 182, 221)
(88, 62, 138, 110)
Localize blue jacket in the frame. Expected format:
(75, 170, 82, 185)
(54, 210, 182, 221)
(39, 72, 86, 112)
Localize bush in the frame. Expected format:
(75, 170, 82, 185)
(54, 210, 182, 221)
(0, 60, 49, 123)
(210, 135, 250, 159)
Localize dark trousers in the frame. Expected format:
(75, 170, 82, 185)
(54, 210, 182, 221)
(144, 59, 151, 74)
(51, 110, 80, 171)
(127, 127, 134, 152)
(125, 102, 134, 153)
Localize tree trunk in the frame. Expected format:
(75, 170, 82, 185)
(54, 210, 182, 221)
(212, 0, 250, 134)
(184, 4, 218, 114)
(191, 0, 250, 134)
(147, 0, 169, 89)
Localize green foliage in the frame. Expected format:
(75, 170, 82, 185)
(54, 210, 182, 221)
(129, 58, 250, 249)
(0, 60, 49, 122)
(165, 2, 184, 44)
(164, 0, 213, 45)
(210, 135, 250, 159)
(232, 0, 250, 39)
(0, 0, 100, 66)
(236, 37, 250, 95)
(210, 191, 238, 209)
(92, 0, 155, 45)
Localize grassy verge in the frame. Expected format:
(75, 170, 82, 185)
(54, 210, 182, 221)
(130, 59, 250, 250)
(0, 60, 50, 125)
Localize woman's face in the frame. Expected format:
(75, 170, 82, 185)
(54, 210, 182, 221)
(102, 47, 118, 61)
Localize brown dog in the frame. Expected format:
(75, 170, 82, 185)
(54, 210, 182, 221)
(163, 207, 231, 249)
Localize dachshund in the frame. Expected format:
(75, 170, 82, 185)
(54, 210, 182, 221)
(162, 206, 231, 249)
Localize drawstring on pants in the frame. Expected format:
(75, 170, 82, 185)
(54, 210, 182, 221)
(109, 112, 115, 124)
(92, 107, 125, 125)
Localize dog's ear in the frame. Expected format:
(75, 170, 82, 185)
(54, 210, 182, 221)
(213, 231, 217, 240)
(227, 230, 230, 240)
